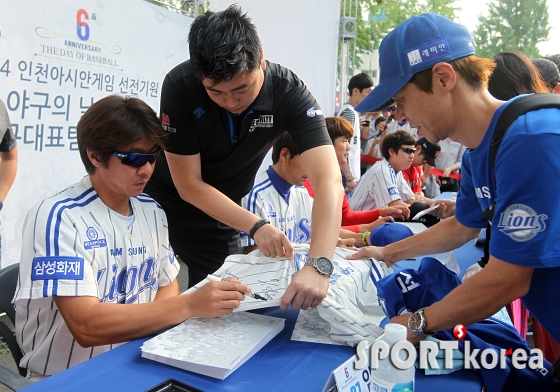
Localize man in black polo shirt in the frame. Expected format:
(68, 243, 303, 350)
(145, 5, 342, 310)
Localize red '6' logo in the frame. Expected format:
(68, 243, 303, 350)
(77, 9, 89, 41)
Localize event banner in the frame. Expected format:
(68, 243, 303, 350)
(0, 0, 192, 267)
(0, 0, 339, 267)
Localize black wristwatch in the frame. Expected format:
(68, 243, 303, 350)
(304, 257, 334, 277)
(408, 307, 431, 337)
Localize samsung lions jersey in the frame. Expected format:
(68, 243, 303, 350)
(350, 158, 413, 211)
(14, 176, 179, 376)
(241, 167, 313, 247)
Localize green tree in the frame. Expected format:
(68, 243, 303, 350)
(357, 0, 458, 52)
(144, 0, 207, 15)
(473, 0, 550, 58)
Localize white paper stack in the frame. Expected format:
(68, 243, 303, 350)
(141, 312, 285, 380)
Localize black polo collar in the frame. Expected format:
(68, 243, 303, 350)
(251, 60, 273, 112)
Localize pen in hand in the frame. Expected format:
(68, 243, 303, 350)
(206, 274, 268, 301)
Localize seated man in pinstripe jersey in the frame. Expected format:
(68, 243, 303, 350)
(13, 95, 251, 378)
(349, 131, 452, 224)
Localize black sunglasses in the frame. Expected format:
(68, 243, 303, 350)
(112, 149, 162, 167)
(400, 147, 416, 155)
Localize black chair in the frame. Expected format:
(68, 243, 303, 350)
(0, 263, 33, 390)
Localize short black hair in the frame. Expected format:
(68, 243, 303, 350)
(188, 4, 262, 85)
(77, 95, 166, 174)
(271, 132, 299, 164)
(488, 51, 548, 100)
(543, 54, 560, 69)
(348, 73, 373, 96)
(532, 58, 560, 92)
(374, 116, 387, 128)
(381, 130, 415, 160)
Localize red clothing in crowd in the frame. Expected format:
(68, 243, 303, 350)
(401, 165, 423, 194)
(303, 179, 380, 232)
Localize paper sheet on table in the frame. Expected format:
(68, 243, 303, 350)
(412, 204, 441, 221)
(185, 253, 293, 312)
(291, 308, 346, 346)
(434, 251, 460, 276)
(394, 221, 428, 235)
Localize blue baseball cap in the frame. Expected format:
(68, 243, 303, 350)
(376, 257, 461, 316)
(355, 13, 475, 113)
(369, 222, 414, 247)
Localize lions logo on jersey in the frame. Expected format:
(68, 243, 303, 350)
(497, 203, 547, 242)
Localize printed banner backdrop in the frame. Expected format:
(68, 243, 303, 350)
(0, 0, 340, 267)
(0, 0, 192, 267)
(212, 0, 340, 118)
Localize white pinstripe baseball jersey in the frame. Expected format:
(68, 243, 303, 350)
(386, 120, 419, 139)
(241, 167, 313, 247)
(349, 158, 414, 211)
(338, 103, 362, 181)
(13, 176, 179, 376)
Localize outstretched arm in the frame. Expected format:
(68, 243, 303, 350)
(53, 279, 250, 347)
(166, 151, 293, 258)
(281, 145, 343, 310)
(347, 216, 480, 266)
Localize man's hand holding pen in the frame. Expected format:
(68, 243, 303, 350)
(206, 274, 268, 300)
(184, 276, 251, 318)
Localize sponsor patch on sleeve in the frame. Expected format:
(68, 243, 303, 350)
(388, 187, 399, 196)
(31, 257, 85, 280)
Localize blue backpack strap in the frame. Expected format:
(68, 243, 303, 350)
(490, 94, 560, 175)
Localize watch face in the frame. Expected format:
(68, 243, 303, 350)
(316, 257, 334, 275)
(409, 312, 422, 330)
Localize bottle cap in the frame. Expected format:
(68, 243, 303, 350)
(384, 323, 407, 343)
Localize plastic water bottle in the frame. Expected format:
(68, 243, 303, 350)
(370, 323, 415, 392)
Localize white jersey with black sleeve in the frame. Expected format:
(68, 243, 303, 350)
(13, 176, 179, 376)
(240, 167, 313, 247)
(349, 158, 413, 211)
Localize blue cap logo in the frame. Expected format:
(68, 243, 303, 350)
(355, 13, 475, 113)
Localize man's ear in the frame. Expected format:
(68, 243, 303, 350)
(279, 147, 291, 162)
(87, 149, 103, 168)
(260, 50, 266, 71)
(432, 62, 456, 91)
